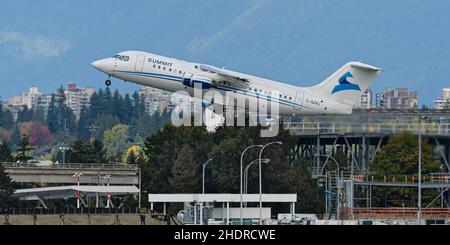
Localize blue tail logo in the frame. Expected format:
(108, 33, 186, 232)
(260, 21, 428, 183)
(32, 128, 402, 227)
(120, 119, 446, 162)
(332, 72, 361, 94)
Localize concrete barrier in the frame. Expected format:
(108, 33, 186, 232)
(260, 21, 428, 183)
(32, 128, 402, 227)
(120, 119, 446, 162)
(0, 214, 170, 225)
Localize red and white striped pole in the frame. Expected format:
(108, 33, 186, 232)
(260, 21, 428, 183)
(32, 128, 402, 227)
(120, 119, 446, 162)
(103, 175, 111, 208)
(72, 173, 83, 209)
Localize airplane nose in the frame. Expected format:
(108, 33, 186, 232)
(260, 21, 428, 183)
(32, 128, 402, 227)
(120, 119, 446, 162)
(91, 59, 110, 73)
(91, 60, 103, 70)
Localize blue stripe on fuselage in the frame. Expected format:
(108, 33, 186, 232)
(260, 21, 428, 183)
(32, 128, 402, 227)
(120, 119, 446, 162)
(114, 70, 306, 109)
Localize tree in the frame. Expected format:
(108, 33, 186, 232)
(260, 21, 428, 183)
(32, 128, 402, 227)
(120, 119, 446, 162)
(69, 138, 88, 163)
(46, 89, 76, 134)
(9, 127, 21, 148)
(286, 159, 324, 214)
(0, 140, 13, 162)
(141, 125, 211, 194)
(0, 104, 14, 130)
(17, 106, 33, 122)
(124, 145, 144, 165)
(92, 114, 120, 140)
(87, 138, 107, 163)
(169, 145, 199, 193)
(0, 163, 16, 207)
(19, 121, 53, 147)
(103, 124, 130, 162)
(69, 138, 107, 164)
(372, 132, 439, 176)
(15, 135, 33, 163)
(208, 137, 244, 193)
(371, 132, 440, 207)
(77, 106, 92, 139)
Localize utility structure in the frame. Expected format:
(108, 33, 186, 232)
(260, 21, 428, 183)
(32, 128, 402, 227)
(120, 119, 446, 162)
(284, 110, 450, 221)
(286, 111, 450, 179)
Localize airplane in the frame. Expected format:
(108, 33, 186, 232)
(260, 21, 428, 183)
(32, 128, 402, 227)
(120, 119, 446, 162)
(91, 51, 381, 116)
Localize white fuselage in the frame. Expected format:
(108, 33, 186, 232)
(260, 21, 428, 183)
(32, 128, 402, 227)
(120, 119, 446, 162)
(92, 51, 354, 116)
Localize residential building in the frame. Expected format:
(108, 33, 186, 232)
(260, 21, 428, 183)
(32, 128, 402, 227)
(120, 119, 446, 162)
(4, 87, 52, 120)
(355, 89, 372, 109)
(62, 83, 95, 119)
(3, 83, 95, 121)
(375, 88, 418, 109)
(434, 88, 450, 110)
(138, 87, 174, 115)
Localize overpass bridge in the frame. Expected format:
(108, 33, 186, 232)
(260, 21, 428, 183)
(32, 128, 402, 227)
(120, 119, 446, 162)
(2, 163, 139, 185)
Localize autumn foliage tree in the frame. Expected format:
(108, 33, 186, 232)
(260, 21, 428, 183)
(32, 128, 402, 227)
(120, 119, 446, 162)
(19, 121, 53, 147)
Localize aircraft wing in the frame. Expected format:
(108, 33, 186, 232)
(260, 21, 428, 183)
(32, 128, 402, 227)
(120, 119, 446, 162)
(199, 64, 250, 87)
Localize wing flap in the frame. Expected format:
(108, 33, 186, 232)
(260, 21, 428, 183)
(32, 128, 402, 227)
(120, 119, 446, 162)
(199, 64, 250, 87)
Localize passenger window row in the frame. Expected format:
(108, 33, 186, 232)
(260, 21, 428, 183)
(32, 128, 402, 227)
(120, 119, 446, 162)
(153, 64, 184, 75)
(247, 87, 292, 100)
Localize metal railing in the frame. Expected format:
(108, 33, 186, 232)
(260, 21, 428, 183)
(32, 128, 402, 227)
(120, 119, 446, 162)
(353, 208, 450, 219)
(284, 122, 450, 135)
(0, 207, 147, 215)
(2, 163, 138, 171)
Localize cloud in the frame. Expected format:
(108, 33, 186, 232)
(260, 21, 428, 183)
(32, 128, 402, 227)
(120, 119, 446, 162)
(0, 32, 72, 58)
(186, 0, 272, 55)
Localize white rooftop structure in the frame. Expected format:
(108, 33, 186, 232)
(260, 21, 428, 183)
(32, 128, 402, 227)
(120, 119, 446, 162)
(148, 193, 297, 225)
(148, 193, 297, 203)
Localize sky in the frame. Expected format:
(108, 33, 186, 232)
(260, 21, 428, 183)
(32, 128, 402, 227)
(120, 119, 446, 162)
(0, 0, 449, 106)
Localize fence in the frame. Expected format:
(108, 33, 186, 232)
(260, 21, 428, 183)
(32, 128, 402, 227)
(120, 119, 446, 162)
(353, 208, 450, 219)
(0, 207, 146, 215)
(284, 122, 450, 136)
(2, 163, 138, 171)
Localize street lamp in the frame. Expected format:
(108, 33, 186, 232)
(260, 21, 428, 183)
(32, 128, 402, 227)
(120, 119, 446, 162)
(102, 175, 112, 208)
(72, 172, 83, 208)
(59, 147, 70, 164)
(240, 145, 263, 225)
(417, 116, 427, 225)
(259, 141, 283, 224)
(244, 159, 270, 195)
(202, 159, 213, 194)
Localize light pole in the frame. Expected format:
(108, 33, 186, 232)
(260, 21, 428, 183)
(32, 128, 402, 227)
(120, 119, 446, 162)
(316, 154, 340, 221)
(72, 172, 83, 208)
(244, 159, 270, 195)
(417, 116, 426, 225)
(259, 141, 283, 225)
(59, 147, 70, 164)
(240, 145, 263, 225)
(202, 159, 213, 194)
(138, 167, 142, 209)
(102, 175, 111, 208)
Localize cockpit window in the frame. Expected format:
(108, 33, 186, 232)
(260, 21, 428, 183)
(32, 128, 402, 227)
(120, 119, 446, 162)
(112, 55, 129, 61)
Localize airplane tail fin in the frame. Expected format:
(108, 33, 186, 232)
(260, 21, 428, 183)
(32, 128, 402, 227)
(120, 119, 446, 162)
(308, 62, 382, 107)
